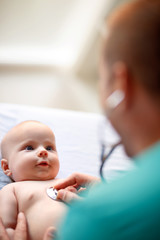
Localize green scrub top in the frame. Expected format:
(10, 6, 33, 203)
(56, 142, 160, 240)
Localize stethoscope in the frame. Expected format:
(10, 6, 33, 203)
(46, 141, 122, 200)
(99, 141, 122, 181)
(99, 89, 124, 181)
(46, 141, 121, 200)
(47, 91, 124, 199)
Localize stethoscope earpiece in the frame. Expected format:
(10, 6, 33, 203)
(105, 90, 125, 110)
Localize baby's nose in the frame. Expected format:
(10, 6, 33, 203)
(38, 149, 48, 158)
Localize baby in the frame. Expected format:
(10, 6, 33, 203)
(0, 120, 67, 240)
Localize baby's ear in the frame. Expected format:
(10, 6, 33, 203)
(1, 159, 12, 176)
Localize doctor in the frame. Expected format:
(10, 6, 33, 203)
(53, 0, 160, 239)
(0, 0, 160, 239)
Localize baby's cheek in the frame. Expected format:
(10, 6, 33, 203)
(52, 162, 60, 178)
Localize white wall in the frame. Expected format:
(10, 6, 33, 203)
(0, 66, 101, 112)
(0, 0, 127, 112)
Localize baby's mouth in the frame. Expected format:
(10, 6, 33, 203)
(37, 161, 49, 167)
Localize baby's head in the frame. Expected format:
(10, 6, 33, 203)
(1, 121, 60, 182)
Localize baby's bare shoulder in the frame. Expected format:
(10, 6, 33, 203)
(0, 182, 16, 194)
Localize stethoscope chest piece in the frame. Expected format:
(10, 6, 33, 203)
(46, 187, 58, 200)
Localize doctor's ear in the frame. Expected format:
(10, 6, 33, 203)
(1, 159, 12, 177)
(112, 62, 129, 90)
(112, 61, 132, 106)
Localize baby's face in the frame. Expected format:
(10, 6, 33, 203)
(4, 122, 59, 181)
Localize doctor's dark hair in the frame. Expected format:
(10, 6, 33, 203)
(102, 0, 160, 102)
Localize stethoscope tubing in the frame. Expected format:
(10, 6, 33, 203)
(100, 141, 122, 181)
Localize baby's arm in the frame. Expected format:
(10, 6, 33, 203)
(0, 183, 18, 236)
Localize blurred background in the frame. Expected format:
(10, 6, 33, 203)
(0, 0, 130, 113)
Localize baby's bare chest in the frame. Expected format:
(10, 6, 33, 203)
(14, 180, 64, 214)
(14, 181, 66, 240)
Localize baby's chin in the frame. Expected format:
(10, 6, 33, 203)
(13, 175, 58, 182)
(11, 168, 59, 181)
(36, 175, 58, 181)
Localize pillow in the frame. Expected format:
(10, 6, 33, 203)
(0, 103, 133, 190)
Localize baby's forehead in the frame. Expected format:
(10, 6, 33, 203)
(16, 121, 47, 130)
(16, 121, 53, 131)
(1, 121, 54, 158)
(6, 121, 55, 143)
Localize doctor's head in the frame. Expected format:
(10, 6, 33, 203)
(1, 121, 60, 182)
(99, 0, 160, 157)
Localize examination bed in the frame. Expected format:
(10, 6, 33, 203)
(0, 103, 133, 190)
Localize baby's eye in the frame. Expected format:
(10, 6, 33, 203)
(46, 146, 53, 151)
(25, 145, 34, 150)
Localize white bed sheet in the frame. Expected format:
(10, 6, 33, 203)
(0, 103, 133, 190)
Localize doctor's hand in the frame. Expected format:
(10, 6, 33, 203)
(0, 212, 27, 240)
(54, 172, 100, 203)
(0, 212, 56, 240)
